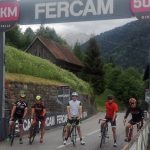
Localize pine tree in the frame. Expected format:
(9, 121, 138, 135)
(73, 41, 83, 61)
(83, 37, 105, 94)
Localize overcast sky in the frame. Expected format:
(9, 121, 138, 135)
(20, 17, 137, 36)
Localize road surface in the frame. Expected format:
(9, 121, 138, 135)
(0, 113, 129, 150)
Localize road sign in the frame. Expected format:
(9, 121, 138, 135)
(0, 1, 19, 31)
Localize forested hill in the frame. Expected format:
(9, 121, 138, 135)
(81, 20, 150, 72)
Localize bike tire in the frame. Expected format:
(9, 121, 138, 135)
(73, 127, 77, 146)
(10, 126, 15, 146)
(100, 123, 107, 148)
(29, 125, 37, 145)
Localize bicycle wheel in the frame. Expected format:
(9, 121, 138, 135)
(10, 125, 15, 146)
(29, 124, 37, 145)
(100, 123, 107, 148)
(72, 127, 77, 146)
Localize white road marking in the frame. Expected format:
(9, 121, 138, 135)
(56, 129, 99, 149)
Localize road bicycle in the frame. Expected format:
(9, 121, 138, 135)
(29, 118, 40, 145)
(99, 119, 109, 149)
(67, 117, 78, 146)
(127, 121, 143, 142)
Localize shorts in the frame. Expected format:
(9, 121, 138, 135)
(67, 118, 80, 127)
(12, 115, 23, 124)
(32, 116, 46, 127)
(128, 119, 142, 125)
(105, 117, 116, 127)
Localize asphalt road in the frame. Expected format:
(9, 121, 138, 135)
(0, 113, 129, 150)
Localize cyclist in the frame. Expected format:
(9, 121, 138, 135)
(124, 97, 144, 142)
(29, 95, 46, 143)
(9, 93, 28, 144)
(100, 95, 118, 147)
(63, 92, 85, 145)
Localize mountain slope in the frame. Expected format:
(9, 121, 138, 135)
(81, 20, 150, 72)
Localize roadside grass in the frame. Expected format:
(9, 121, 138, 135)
(5, 46, 93, 95)
(6, 73, 65, 86)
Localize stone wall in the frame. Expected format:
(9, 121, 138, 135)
(5, 81, 96, 118)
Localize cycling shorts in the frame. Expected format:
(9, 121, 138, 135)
(11, 115, 24, 124)
(32, 116, 46, 127)
(67, 118, 80, 127)
(128, 119, 142, 125)
(105, 117, 116, 127)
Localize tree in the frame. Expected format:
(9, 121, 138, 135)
(73, 41, 83, 61)
(23, 27, 35, 49)
(36, 25, 67, 45)
(6, 25, 24, 49)
(82, 37, 105, 94)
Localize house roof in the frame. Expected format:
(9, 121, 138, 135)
(27, 36, 83, 67)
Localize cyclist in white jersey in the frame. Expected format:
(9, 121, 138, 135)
(63, 92, 85, 145)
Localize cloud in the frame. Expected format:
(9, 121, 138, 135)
(20, 17, 137, 35)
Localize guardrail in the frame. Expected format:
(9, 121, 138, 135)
(122, 120, 149, 150)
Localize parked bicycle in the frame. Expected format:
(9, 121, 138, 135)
(29, 118, 40, 145)
(99, 119, 109, 149)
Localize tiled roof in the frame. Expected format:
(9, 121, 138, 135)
(38, 36, 83, 67)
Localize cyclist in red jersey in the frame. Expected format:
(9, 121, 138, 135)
(100, 95, 118, 147)
(29, 95, 46, 143)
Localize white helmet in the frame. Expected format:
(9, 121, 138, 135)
(71, 92, 78, 96)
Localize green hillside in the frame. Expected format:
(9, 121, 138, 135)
(5, 46, 93, 95)
(82, 20, 150, 72)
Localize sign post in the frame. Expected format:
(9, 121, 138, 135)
(0, 0, 19, 140)
(0, 32, 5, 140)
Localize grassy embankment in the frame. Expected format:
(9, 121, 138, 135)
(5, 46, 93, 95)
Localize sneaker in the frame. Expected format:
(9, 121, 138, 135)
(63, 140, 67, 145)
(80, 140, 85, 145)
(19, 138, 23, 144)
(99, 133, 101, 137)
(113, 142, 117, 147)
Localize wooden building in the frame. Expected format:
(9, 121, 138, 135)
(26, 36, 83, 73)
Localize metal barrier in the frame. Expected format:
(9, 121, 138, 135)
(122, 121, 149, 150)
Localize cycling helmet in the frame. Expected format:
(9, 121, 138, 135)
(129, 97, 136, 104)
(36, 95, 42, 101)
(20, 93, 26, 98)
(72, 92, 78, 97)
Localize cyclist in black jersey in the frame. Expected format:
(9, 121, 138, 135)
(123, 97, 144, 142)
(9, 93, 28, 144)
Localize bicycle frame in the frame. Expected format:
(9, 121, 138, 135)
(68, 118, 78, 146)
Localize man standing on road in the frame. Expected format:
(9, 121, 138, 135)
(63, 92, 85, 145)
(100, 95, 118, 147)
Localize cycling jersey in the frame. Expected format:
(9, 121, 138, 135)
(124, 106, 144, 122)
(32, 103, 45, 117)
(105, 101, 118, 119)
(14, 100, 28, 118)
(67, 100, 82, 117)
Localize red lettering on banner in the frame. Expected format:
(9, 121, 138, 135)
(0, 2, 19, 22)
